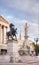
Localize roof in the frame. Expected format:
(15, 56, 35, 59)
(0, 16, 9, 27)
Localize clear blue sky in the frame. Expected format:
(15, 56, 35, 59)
(0, 0, 39, 41)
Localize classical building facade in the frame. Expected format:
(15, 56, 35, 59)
(0, 16, 9, 44)
(0, 16, 9, 54)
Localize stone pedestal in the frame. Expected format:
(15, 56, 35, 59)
(7, 40, 21, 63)
(7, 40, 13, 62)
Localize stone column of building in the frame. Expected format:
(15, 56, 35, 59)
(2, 25, 4, 44)
(0, 24, 2, 44)
(6, 27, 8, 43)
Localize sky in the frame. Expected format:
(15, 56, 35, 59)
(0, 0, 39, 41)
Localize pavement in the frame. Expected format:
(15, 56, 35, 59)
(0, 55, 39, 65)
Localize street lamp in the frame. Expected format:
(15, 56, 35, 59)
(34, 38, 39, 44)
(34, 38, 39, 56)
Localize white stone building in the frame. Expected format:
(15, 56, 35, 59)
(0, 16, 9, 54)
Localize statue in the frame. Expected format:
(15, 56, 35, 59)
(6, 23, 17, 41)
(7, 23, 22, 63)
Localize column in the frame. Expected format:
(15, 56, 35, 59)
(2, 26, 4, 44)
(6, 27, 8, 43)
(24, 23, 29, 47)
(25, 23, 28, 39)
(0, 24, 2, 44)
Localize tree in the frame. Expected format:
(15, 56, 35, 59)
(32, 42, 35, 49)
(34, 38, 39, 56)
(6, 23, 17, 40)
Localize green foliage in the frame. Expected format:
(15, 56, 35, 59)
(35, 44, 39, 55)
(32, 42, 35, 49)
(32, 42, 39, 55)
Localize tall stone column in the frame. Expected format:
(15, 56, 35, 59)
(25, 23, 29, 40)
(0, 24, 2, 44)
(2, 26, 4, 44)
(6, 27, 8, 43)
(24, 23, 29, 47)
(19, 29, 22, 40)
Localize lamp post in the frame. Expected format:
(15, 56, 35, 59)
(34, 38, 39, 56)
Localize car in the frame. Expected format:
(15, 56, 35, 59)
(18, 45, 35, 56)
(18, 47, 29, 56)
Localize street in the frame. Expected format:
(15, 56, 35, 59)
(0, 56, 39, 65)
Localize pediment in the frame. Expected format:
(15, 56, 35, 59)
(0, 16, 9, 27)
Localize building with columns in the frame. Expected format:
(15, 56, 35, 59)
(0, 16, 9, 54)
